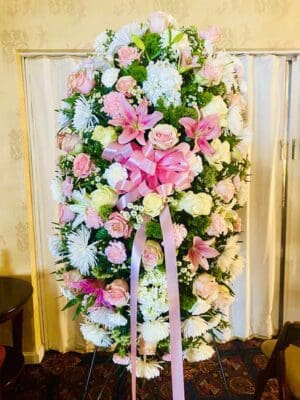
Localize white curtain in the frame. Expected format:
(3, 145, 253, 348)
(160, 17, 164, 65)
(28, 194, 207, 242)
(24, 54, 289, 351)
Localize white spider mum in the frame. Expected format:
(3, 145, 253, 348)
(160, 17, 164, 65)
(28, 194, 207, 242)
(128, 357, 163, 380)
(108, 22, 148, 54)
(88, 307, 127, 329)
(57, 101, 71, 129)
(103, 162, 128, 188)
(48, 235, 62, 258)
(139, 320, 169, 342)
(73, 96, 99, 131)
(69, 189, 91, 228)
(228, 103, 243, 136)
(50, 177, 64, 203)
(94, 31, 110, 56)
(143, 60, 182, 106)
(229, 256, 244, 279)
(182, 316, 209, 339)
(184, 344, 215, 362)
(67, 226, 97, 274)
(60, 286, 75, 300)
(80, 323, 112, 347)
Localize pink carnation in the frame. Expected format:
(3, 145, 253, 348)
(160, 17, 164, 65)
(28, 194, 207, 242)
(67, 70, 95, 95)
(116, 76, 136, 95)
(85, 208, 103, 229)
(103, 92, 125, 118)
(113, 353, 130, 365)
(207, 213, 228, 237)
(214, 179, 235, 203)
(104, 212, 132, 238)
(62, 176, 73, 199)
(173, 224, 187, 248)
(103, 279, 129, 307)
(58, 204, 75, 224)
(200, 60, 222, 85)
(63, 270, 82, 289)
(117, 46, 140, 67)
(73, 153, 94, 178)
(57, 133, 82, 153)
(193, 273, 219, 299)
(105, 241, 127, 264)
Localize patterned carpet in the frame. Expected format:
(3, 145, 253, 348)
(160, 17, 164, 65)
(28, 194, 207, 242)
(3, 339, 279, 400)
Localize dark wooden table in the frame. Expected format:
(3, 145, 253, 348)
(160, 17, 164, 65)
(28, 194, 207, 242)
(0, 277, 33, 393)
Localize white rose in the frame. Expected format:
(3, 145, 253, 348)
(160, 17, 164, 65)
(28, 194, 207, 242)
(103, 163, 128, 188)
(101, 67, 120, 87)
(177, 191, 212, 217)
(201, 95, 228, 127)
(149, 124, 178, 150)
(205, 139, 231, 171)
(143, 192, 165, 217)
(148, 11, 176, 33)
(90, 184, 118, 209)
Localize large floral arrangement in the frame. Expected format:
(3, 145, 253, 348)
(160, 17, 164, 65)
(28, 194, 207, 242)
(50, 11, 249, 385)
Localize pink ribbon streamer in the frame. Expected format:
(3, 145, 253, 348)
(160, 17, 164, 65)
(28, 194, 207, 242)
(129, 206, 185, 400)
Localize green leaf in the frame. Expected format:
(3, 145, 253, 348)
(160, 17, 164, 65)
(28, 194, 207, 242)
(131, 34, 145, 51)
(172, 31, 184, 44)
(62, 297, 79, 311)
(73, 303, 82, 320)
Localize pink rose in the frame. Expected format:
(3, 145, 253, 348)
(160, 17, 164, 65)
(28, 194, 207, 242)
(212, 286, 234, 310)
(104, 212, 132, 238)
(200, 60, 222, 85)
(142, 240, 163, 271)
(58, 133, 82, 153)
(113, 353, 130, 365)
(138, 339, 157, 356)
(62, 176, 73, 199)
(103, 92, 125, 118)
(233, 175, 241, 191)
(105, 241, 127, 264)
(148, 11, 170, 33)
(207, 213, 228, 237)
(117, 46, 140, 68)
(193, 273, 219, 299)
(58, 204, 75, 224)
(115, 76, 136, 95)
(173, 224, 187, 248)
(214, 179, 235, 203)
(149, 124, 178, 150)
(85, 208, 103, 229)
(67, 70, 95, 95)
(73, 153, 94, 178)
(103, 279, 129, 306)
(234, 217, 242, 233)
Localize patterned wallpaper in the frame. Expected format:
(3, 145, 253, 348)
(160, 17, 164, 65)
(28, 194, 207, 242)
(0, 0, 299, 352)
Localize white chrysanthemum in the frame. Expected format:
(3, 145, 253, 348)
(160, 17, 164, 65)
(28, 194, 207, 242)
(214, 327, 232, 343)
(108, 22, 148, 54)
(228, 104, 243, 136)
(230, 256, 244, 279)
(184, 344, 215, 362)
(189, 298, 211, 315)
(217, 235, 240, 271)
(48, 235, 62, 258)
(101, 67, 120, 88)
(73, 96, 99, 131)
(50, 177, 64, 203)
(143, 60, 182, 106)
(69, 189, 91, 228)
(237, 181, 248, 206)
(139, 320, 169, 342)
(103, 162, 128, 188)
(80, 323, 112, 347)
(88, 307, 127, 329)
(128, 357, 163, 380)
(60, 286, 75, 300)
(182, 316, 209, 339)
(67, 226, 97, 274)
(57, 100, 71, 129)
(207, 314, 221, 329)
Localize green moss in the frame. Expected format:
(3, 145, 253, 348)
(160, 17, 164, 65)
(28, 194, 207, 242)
(121, 61, 147, 83)
(144, 32, 161, 60)
(155, 99, 198, 130)
(145, 220, 163, 240)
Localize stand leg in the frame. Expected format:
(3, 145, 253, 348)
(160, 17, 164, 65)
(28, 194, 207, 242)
(212, 339, 231, 400)
(12, 310, 23, 355)
(82, 347, 98, 400)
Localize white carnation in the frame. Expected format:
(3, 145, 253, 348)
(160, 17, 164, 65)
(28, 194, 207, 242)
(143, 60, 182, 106)
(139, 320, 169, 342)
(184, 344, 215, 362)
(101, 67, 120, 88)
(88, 307, 127, 329)
(182, 316, 209, 339)
(60, 286, 75, 300)
(80, 323, 112, 347)
(128, 357, 163, 380)
(103, 162, 128, 188)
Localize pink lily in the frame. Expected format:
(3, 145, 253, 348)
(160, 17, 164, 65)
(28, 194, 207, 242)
(109, 96, 163, 145)
(71, 278, 112, 307)
(184, 236, 219, 271)
(179, 113, 221, 155)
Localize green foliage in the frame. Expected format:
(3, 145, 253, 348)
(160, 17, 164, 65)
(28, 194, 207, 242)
(131, 34, 145, 51)
(95, 227, 109, 241)
(144, 32, 161, 60)
(180, 292, 197, 311)
(145, 220, 163, 240)
(208, 82, 227, 97)
(155, 99, 198, 130)
(202, 164, 219, 188)
(181, 81, 213, 108)
(99, 205, 113, 220)
(221, 131, 241, 150)
(122, 61, 147, 83)
(186, 215, 211, 240)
